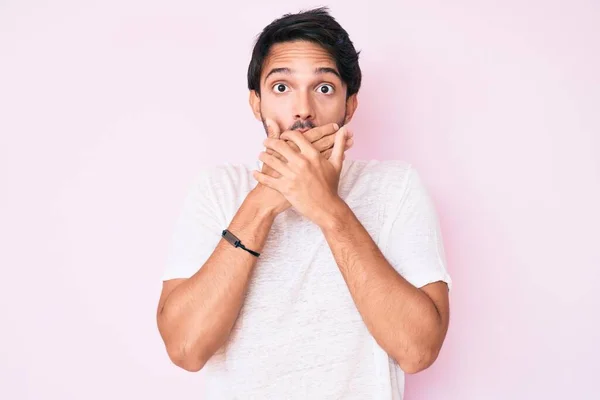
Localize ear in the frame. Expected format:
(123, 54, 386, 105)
(249, 90, 262, 122)
(343, 93, 358, 125)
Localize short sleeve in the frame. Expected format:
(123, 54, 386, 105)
(162, 167, 224, 281)
(383, 166, 452, 291)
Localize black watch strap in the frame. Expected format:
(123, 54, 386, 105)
(221, 229, 261, 257)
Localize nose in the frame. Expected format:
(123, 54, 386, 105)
(293, 90, 315, 122)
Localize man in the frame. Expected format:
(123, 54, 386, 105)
(157, 7, 452, 399)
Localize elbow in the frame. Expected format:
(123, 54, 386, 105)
(158, 312, 208, 372)
(165, 341, 207, 372)
(394, 345, 440, 375)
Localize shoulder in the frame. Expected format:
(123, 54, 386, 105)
(346, 158, 412, 175)
(344, 158, 415, 189)
(190, 161, 257, 190)
(185, 161, 257, 217)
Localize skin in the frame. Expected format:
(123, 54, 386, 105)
(248, 39, 358, 213)
(156, 40, 450, 375)
(249, 40, 357, 137)
(252, 40, 451, 373)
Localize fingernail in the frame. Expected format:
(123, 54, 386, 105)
(333, 123, 339, 130)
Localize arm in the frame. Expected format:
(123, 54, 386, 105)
(319, 198, 450, 374)
(157, 123, 351, 372)
(254, 128, 450, 373)
(156, 189, 275, 372)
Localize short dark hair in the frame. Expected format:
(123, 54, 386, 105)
(247, 7, 362, 99)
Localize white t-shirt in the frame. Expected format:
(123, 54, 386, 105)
(162, 158, 452, 399)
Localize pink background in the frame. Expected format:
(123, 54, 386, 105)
(1, 1, 599, 399)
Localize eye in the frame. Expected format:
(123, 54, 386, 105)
(317, 84, 334, 95)
(272, 83, 289, 93)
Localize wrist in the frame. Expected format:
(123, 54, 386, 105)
(317, 196, 353, 233)
(247, 187, 280, 219)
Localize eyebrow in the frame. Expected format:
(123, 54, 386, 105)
(263, 67, 342, 83)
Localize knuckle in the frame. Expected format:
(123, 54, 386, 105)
(306, 152, 319, 162)
(296, 157, 309, 169)
(286, 180, 296, 192)
(284, 140, 298, 152)
(311, 138, 325, 152)
(307, 148, 320, 159)
(326, 122, 338, 134)
(313, 125, 328, 138)
(271, 140, 283, 151)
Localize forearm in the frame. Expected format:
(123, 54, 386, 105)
(320, 199, 444, 372)
(158, 190, 275, 370)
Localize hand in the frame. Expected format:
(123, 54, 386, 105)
(252, 119, 353, 216)
(283, 122, 354, 161)
(253, 125, 351, 227)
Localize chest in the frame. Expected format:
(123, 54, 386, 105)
(244, 214, 358, 326)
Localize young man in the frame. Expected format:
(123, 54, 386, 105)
(157, 7, 452, 399)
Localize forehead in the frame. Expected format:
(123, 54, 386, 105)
(262, 41, 337, 74)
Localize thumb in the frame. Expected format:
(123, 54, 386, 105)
(264, 118, 281, 139)
(330, 126, 349, 171)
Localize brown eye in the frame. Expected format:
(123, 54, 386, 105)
(317, 84, 334, 94)
(273, 83, 289, 93)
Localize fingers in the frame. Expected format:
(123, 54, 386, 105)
(259, 151, 293, 177)
(265, 140, 299, 165)
(312, 125, 353, 153)
(261, 152, 282, 178)
(345, 137, 354, 149)
(266, 147, 288, 163)
(330, 126, 348, 170)
(312, 132, 335, 152)
(263, 120, 352, 167)
(303, 122, 339, 144)
(264, 118, 302, 161)
(252, 170, 280, 191)
(264, 119, 294, 169)
(263, 119, 283, 177)
(263, 136, 301, 163)
(322, 132, 354, 159)
(265, 118, 281, 139)
(284, 139, 301, 153)
(318, 132, 353, 158)
(278, 130, 318, 159)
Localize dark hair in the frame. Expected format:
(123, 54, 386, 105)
(247, 7, 362, 99)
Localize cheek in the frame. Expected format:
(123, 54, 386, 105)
(261, 93, 290, 114)
(260, 96, 294, 125)
(314, 96, 346, 118)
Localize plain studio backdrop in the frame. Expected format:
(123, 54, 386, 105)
(1, 1, 599, 399)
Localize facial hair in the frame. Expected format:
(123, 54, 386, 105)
(260, 105, 347, 136)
